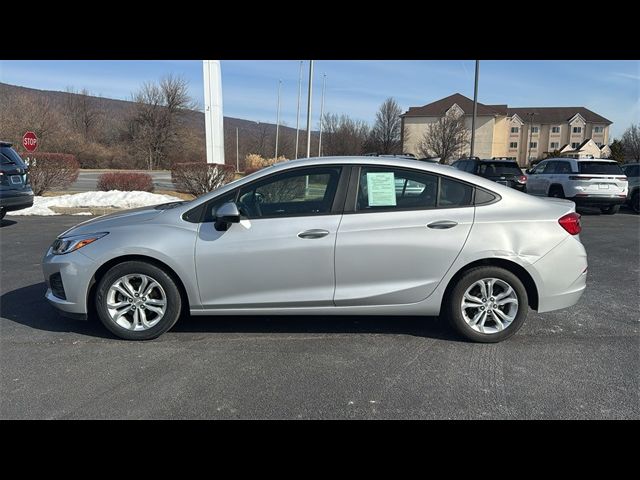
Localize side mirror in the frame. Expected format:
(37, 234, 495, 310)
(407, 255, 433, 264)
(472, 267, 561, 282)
(214, 202, 241, 231)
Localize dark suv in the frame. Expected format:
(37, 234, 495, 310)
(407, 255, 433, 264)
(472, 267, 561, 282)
(1, 142, 34, 220)
(452, 158, 527, 192)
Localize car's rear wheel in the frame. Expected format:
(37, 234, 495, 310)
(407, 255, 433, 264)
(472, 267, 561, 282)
(631, 191, 639, 214)
(446, 266, 528, 343)
(600, 204, 620, 215)
(548, 185, 565, 198)
(95, 261, 182, 340)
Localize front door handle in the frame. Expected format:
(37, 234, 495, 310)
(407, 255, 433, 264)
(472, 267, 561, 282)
(298, 229, 330, 239)
(427, 220, 458, 229)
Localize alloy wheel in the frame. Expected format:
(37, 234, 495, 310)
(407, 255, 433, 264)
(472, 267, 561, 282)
(460, 277, 519, 334)
(106, 274, 167, 331)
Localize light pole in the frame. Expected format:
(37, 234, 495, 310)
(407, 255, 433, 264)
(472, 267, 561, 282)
(275, 79, 282, 159)
(236, 127, 239, 172)
(295, 61, 303, 159)
(318, 73, 326, 157)
(305, 60, 314, 158)
(527, 112, 536, 166)
(469, 60, 480, 158)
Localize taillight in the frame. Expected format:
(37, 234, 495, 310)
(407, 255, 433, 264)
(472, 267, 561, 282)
(558, 212, 581, 235)
(516, 175, 527, 184)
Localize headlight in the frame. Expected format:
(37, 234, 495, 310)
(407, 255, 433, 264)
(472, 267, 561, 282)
(51, 232, 108, 255)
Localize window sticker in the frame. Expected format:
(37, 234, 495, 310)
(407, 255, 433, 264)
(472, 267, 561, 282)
(366, 172, 397, 206)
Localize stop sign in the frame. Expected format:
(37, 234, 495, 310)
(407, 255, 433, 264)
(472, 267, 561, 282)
(22, 131, 38, 152)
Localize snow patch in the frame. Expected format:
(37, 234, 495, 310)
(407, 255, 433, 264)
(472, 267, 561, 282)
(8, 190, 183, 216)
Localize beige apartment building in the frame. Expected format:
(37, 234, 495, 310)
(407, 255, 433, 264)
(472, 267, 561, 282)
(401, 93, 612, 166)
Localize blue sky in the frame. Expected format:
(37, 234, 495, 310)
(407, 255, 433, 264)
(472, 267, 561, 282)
(1, 60, 638, 138)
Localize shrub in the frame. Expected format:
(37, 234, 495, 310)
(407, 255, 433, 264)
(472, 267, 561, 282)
(96, 172, 154, 192)
(22, 152, 80, 195)
(171, 162, 235, 196)
(244, 154, 288, 174)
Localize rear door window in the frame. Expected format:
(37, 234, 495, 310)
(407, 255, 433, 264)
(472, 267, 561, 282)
(578, 162, 624, 175)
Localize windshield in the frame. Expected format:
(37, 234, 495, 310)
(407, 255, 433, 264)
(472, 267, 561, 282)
(0, 147, 27, 167)
(478, 162, 522, 176)
(578, 162, 624, 175)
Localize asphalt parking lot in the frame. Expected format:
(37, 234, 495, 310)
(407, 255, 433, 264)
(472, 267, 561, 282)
(1, 210, 638, 419)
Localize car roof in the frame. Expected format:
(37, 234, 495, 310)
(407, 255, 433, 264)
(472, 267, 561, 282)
(0, 141, 14, 147)
(540, 157, 616, 163)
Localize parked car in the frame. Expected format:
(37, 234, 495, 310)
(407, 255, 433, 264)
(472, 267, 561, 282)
(43, 156, 587, 343)
(417, 156, 441, 163)
(525, 158, 628, 214)
(621, 162, 639, 213)
(0, 141, 34, 220)
(451, 158, 527, 192)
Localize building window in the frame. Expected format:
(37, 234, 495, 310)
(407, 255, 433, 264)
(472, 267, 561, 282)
(571, 142, 580, 149)
(531, 126, 539, 133)
(594, 126, 604, 133)
(529, 142, 538, 149)
(509, 142, 518, 149)
(572, 126, 582, 134)
(510, 127, 519, 133)
(550, 142, 559, 149)
(551, 126, 560, 133)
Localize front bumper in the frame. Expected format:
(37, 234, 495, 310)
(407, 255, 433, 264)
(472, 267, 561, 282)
(42, 247, 96, 319)
(0, 190, 34, 211)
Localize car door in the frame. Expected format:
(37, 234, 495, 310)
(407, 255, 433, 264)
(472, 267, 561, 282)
(526, 162, 546, 195)
(334, 165, 474, 306)
(194, 165, 347, 309)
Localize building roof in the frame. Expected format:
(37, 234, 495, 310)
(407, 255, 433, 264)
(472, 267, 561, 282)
(507, 107, 612, 125)
(402, 93, 612, 125)
(401, 93, 508, 117)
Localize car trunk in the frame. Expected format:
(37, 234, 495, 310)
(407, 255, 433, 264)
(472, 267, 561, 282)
(571, 162, 627, 196)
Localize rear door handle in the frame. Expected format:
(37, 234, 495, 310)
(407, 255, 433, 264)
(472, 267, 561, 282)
(427, 220, 458, 229)
(298, 229, 330, 239)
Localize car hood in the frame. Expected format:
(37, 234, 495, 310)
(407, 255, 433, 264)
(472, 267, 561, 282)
(59, 206, 164, 238)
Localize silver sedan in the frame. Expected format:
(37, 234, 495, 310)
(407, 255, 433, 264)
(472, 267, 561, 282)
(42, 156, 587, 342)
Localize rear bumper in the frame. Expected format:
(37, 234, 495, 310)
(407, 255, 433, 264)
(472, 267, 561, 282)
(526, 235, 588, 313)
(0, 190, 34, 211)
(567, 195, 627, 207)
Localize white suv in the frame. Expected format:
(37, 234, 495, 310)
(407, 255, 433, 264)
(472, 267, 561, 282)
(526, 158, 628, 214)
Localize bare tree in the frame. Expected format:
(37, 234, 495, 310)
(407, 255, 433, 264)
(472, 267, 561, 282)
(321, 113, 370, 156)
(621, 124, 640, 161)
(417, 112, 469, 163)
(128, 75, 195, 170)
(368, 97, 402, 154)
(64, 87, 101, 139)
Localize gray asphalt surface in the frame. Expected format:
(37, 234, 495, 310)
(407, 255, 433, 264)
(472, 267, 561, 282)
(68, 170, 173, 192)
(0, 210, 638, 419)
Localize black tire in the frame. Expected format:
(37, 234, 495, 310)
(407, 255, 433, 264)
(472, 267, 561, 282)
(95, 261, 182, 340)
(0, 207, 6, 221)
(548, 185, 565, 198)
(600, 204, 620, 215)
(631, 191, 639, 214)
(445, 266, 529, 343)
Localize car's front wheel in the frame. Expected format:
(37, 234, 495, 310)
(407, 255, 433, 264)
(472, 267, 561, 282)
(600, 204, 620, 215)
(446, 266, 528, 343)
(95, 261, 182, 340)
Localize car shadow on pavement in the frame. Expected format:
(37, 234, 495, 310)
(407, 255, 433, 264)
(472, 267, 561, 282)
(0, 219, 17, 228)
(172, 314, 460, 341)
(1, 282, 461, 341)
(0, 282, 114, 339)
